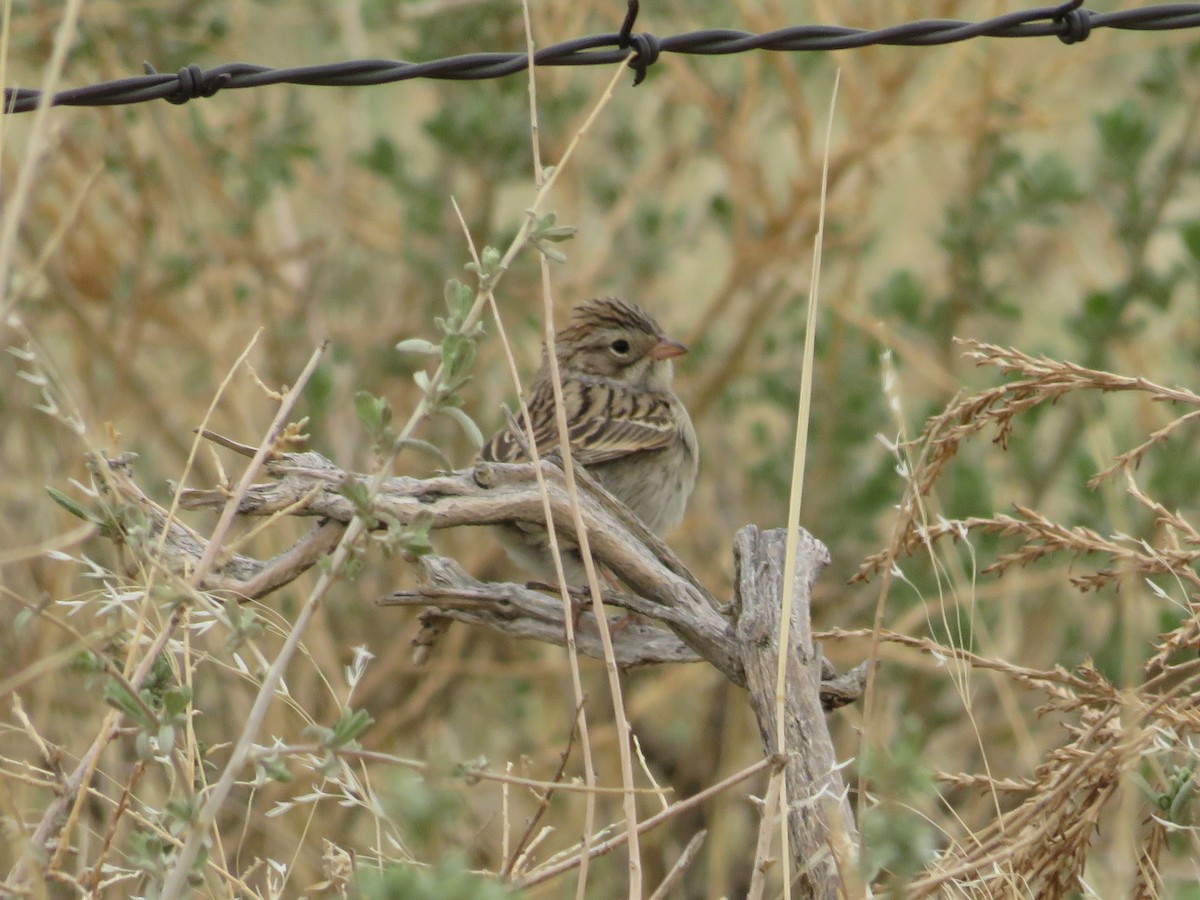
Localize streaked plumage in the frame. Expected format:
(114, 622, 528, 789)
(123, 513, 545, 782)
(480, 297, 698, 582)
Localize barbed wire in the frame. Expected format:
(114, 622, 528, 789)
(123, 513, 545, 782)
(6, 0, 1200, 115)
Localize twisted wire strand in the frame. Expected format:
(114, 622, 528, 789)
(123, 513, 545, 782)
(5, 2, 1200, 114)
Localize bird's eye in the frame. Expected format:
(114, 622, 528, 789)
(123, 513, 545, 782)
(610, 338, 631, 355)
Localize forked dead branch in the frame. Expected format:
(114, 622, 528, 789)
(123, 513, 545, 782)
(91, 443, 866, 895)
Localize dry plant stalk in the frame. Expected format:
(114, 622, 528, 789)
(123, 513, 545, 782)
(842, 339, 1200, 896)
(516, 14, 644, 887)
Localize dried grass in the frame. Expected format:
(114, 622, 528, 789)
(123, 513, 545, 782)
(4, 0, 1200, 897)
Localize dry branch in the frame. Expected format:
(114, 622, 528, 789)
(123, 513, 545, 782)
(96, 448, 864, 895)
(732, 526, 861, 898)
(175, 450, 743, 680)
(382, 557, 705, 669)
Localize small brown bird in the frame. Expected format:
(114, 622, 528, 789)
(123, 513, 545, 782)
(480, 297, 699, 583)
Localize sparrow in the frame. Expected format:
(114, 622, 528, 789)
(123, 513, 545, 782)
(479, 297, 698, 584)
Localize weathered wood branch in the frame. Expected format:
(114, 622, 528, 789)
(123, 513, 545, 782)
(100, 448, 864, 897)
(382, 556, 705, 668)
(733, 526, 861, 897)
(176, 451, 743, 682)
(381, 555, 866, 714)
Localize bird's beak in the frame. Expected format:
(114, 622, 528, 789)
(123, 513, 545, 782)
(650, 336, 688, 361)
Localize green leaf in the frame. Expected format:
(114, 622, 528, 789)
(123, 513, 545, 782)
(1138, 48, 1181, 100)
(342, 548, 365, 581)
(224, 596, 248, 631)
(162, 685, 192, 718)
(537, 226, 576, 242)
(395, 338, 440, 356)
(355, 392, 392, 432)
(465, 246, 503, 288)
(331, 707, 375, 746)
(399, 511, 435, 559)
(444, 278, 473, 319)
(303, 722, 335, 745)
(46, 487, 98, 524)
(357, 135, 403, 180)
(259, 757, 294, 784)
(873, 270, 924, 324)
(532, 212, 576, 243)
(1016, 153, 1081, 213)
(104, 680, 155, 730)
(224, 597, 264, 652)
(339, 479, 372, 516)
(1095, 100, 1156, 172)
(157, 722, 177, 755)
(441, 406, 484, 449)
(395, 439, 454, 471)
(1169, 769, 1197, 821)
(164, 797, 200, 833)
(532, 240, 568, 264)
(441, 333, 476, 379)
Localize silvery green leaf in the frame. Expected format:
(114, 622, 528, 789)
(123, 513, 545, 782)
(441, 333, 475, 378)
(46, 487, 99, 524)
(331, 707, 374, 746)
(538, 225, 577, 242)
(158, 723, 176, 755)
(396, 438, 454, 471)
(534, 241, 568, 264)
(354, 391, 391, 431)
(395, 338, 440, 356)
(444, 279, 473, 317)
(441, 406, 484, 449)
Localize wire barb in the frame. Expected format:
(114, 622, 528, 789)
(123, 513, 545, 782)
(1054, 0, 1093, 44)
(617, 0, 639, 49)
(4, 2, 1200, 114)
(142, 63, 231, 105)
(617, 0, 660, 86)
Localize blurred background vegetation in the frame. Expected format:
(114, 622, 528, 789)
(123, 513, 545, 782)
(4, 0, 1200, 896)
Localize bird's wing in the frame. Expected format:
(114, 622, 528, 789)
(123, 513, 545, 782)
(478, 376, 556, 464)
(480, 379, 677, 467)
(562, 384, 679, 466)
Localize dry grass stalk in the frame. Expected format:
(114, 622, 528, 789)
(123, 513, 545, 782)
(856, 339, 1200, 584)
(9, 3, 1200, 895)
(845, 339, 1200, 895)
